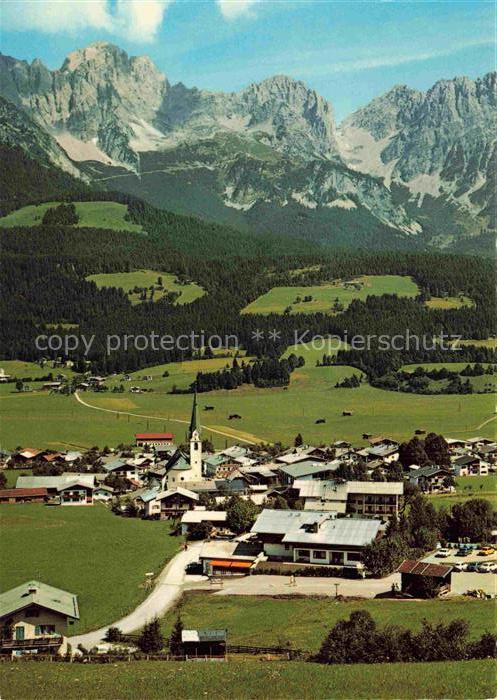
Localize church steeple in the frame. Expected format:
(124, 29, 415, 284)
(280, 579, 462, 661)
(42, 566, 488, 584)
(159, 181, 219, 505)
(188, 389, 200, 440)
(188, 390, 202, 480)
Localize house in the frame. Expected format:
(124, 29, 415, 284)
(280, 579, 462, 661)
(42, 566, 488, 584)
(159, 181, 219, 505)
(0, 581, 79, 656)
(180, 629, 227, 658)
(278, 461, 340, 485)
(93, 484, 114, 502)
(144, 487, 199, 519)
(135, 433, 174, 448)
(368, 436, 399, 448)
(16, 474, 95, 504)
(251, 509, 382, 567)
(102, 460, 137, 481)
(292, 480, 403, 519)
(57, 479, 94, 505)
(409, 466, 453, 492)
(397, 560, 452, 597)
(275, 445, 327, 466)
(180, 509, 228, 536)
(0, 488, 48, 504)
(16, 448, 43, 462)
(364, 444, 399, 463)
(453, 454, 489, 477)
(199, 539, 262, 576)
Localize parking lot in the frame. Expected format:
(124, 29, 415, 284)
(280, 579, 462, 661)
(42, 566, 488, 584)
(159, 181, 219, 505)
(422, 546, 496, 567)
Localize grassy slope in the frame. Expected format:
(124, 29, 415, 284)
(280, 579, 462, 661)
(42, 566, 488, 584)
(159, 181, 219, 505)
(429, 475, 497, 509)
(0, 360, 76, 380)
(0, 341, 494, 449)
(86, 270, 204, 305)
(0, 660, 494, 700)
(242, 275, 419, 315)
(426, 296, 473, 310)
(162, 592, 494, 652)
(0, 504, 181, 633)
(0, 201, 143, 233)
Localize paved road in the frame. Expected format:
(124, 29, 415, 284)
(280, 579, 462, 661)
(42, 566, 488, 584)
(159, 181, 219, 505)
(69, 542, 203, 649)
(187, 572, 401, 598)
(450, 571, 497, 596)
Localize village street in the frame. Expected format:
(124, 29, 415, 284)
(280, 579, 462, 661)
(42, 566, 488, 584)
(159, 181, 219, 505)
(69, 542, 204, 649)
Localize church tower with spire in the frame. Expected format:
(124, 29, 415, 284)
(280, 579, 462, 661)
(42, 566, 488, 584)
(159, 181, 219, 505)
(188, 390, 202, 480)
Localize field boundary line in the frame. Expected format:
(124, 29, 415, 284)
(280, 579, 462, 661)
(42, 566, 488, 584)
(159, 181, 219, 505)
(73, 392, 259, 445)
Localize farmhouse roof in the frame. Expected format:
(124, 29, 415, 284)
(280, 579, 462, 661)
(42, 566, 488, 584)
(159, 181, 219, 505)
(181, 510, 227, 524)
(278, 461, 338, 479)
(135, 433, 174, 440)
(0, 488, 48, 498)
(155, 487, 199, 502)
(251, 509, 381, 547)
(0, 580, 79, 620)
(397, 559, 452, 578)
(181, 629, 226, 643)
(16, 474, 95, 490)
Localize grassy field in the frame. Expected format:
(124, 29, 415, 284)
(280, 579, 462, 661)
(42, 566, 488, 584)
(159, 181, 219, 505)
(401, 363, 495, 373)
(1, 469, 33, 487)
(0, 360, 76, 381)
(429, 475, 497, 509)
(86, 270, 205, 305)
(0, 341, 495, 449)
(425, 296, 474, 309)
(242, 275, 419, 315)
(0, 504, 181, 633)
(0, 659, 494, 699)
(0, 201, 144, 233)
(162, 592, 494, 652)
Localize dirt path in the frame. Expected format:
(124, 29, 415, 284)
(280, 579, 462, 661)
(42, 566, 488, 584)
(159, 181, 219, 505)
(73, 391, 260, 445)
(475, 414, 497, 430)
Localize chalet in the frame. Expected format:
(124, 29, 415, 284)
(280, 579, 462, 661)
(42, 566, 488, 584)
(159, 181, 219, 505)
(135, 432, 174, 448)
(409, 466, 453, 492)
(251, 509, 382, 567)
(93, 484, 114, 502)
(102, 459, 137, 481)
(180, 629, 227, 659)
(199, 539, 261, 576)
(446, 438, 468, 451)
(368, 436, 399, 448)
(292, 480, 403, 519)
(142, 487, 199, 519)
(180, 509, 228, 536)
(452, 454, 489, 477)
(16, 474, 95, 504)
(478, 443, 497, 465)
(0, 581, 79, 656)
(397, 559, 452, 597)
(364, 444, 399, 463)
(0, 488, 48, 504)
(16, 448, 43, 462)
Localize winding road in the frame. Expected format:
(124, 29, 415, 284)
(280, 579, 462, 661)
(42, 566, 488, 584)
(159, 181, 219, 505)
(74, 391, 260, 445)
(69, 542, 203, 649)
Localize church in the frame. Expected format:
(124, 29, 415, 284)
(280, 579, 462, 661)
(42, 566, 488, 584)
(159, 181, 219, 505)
(164, 392, 204, 488)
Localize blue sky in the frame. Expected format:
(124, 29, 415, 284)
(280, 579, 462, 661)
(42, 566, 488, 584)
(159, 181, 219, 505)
(1, 0, 494, 121)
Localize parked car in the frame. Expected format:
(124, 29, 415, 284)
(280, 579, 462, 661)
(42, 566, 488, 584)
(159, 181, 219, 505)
(456, 548, 470, 557)
(478, 561, 497, 573)
(436, 548, 451, 558)
(466, 562, 479, 572)
(453, 562, 469, 572)
(478, 546, 496, 556)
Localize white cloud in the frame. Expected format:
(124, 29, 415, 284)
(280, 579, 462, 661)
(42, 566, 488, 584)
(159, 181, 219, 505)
(1, 0, 171, 43)
(217, 0, 259, 20)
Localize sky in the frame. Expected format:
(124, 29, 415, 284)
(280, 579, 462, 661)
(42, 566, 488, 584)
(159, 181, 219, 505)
(1, 0, 495, 121)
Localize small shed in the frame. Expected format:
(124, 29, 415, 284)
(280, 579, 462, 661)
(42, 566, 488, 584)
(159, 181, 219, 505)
(181, 629, 227, 658)
(397, 559, 452, 598)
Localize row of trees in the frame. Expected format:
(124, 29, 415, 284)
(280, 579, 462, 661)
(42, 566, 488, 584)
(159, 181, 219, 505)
(316, 610, 496, 664)
(191, 355, 304, 393)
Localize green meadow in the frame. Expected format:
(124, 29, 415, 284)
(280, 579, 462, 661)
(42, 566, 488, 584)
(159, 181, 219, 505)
(86, 269, 205, 305)
(0, 340, 494, 450)
(0, 201, 143, 233)
(0, 360, 76, 381)
(242, 275, 419, 315)
(425, 296, 474, 310)
(162, 592, 494, 652)
(429, 475, 497, 509)
(0, 504, 181, 634)
(0, 659, 494, 699)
